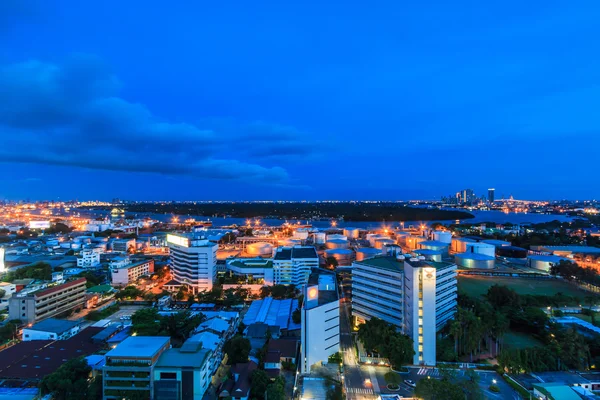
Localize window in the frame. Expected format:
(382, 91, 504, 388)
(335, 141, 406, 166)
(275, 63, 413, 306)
(160, 372, 177, 379)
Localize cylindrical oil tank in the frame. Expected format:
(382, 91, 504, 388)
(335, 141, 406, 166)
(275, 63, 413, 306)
(375, 238, 396, 249)
(527, 255, 572, 272)
(327, 234, 347, 242)
(413, 249, 443, 262)
(383, 244, 402, 257)
(496, 246, 528, 259)
(355, 247, 382, 262)
(326, 239, 349, 249)
(455, 253, 495, 269)
(432, 231, 452, 244)
(451, 237, 474, 253)
(343, 227, 360, 239)
(280, 238, 303, 247)
(405, 235, 426, 251)
(418, 240, 449, 253)
(325, 248, 354, 266)
(246, 242, 274, 256)
(395, 231, 411, 245)
(367, 234, 386, 247)
(465, 242, 495, 257)
(481, 239, 511, 247)
(314, 232, 326, 244)
(293, 230, 309, 240)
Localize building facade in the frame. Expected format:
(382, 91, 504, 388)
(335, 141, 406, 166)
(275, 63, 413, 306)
(225, 258, 274, 285)
(77, 249, 101, 268)
(111, 259, 155, 286)
(167, 233, 218, 294)
(103, 336, 171, 400)
(301, 271, 340, 373)
(272, 246, 318, 286)
(351, 256, 457, 366)
(9, 278, 87, 324)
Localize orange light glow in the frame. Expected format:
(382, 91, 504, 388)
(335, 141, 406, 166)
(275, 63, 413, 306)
(308, 287, 318, 299)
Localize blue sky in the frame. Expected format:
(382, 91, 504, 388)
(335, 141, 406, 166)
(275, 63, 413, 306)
(1, 1, 599, 201)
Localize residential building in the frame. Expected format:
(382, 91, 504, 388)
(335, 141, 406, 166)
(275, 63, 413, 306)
(301, 271, 340, 373)
(0, 282, 16, 310)
(77, 249, 101, 268)
(103, 336, 171, 400)
(153, 340, 212, 400)
(166, 233, 218, 294)
(351, 256, 458, 366)
(226, 258, 274, 285)
(22, 318, 80, 341)
(9, 278, 87, 324)
(272, 246, 318, 286)
(111, 259, 155, 286)
(264, 338, 298, 377)
(109, 256, 131, 269)
(217, 361, 258, 400)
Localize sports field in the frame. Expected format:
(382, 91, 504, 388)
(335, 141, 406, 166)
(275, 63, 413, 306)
(504, 330, 543, 349)
(458, 275, 588, 298)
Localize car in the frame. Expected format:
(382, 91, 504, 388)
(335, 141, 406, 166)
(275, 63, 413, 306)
(404, 379, 416, 388)
(120, 315, 132, 320)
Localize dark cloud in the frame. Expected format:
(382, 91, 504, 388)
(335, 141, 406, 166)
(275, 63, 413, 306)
(0, 55, 290, 182)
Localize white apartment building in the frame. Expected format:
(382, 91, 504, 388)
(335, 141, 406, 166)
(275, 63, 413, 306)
(301, 271, 340, 374)
(272, 246, 318, 286)
(111, 259, 155, 286)
(351, 256, 457, 366)
(166, 233, 218, 294)
(77, 249, 101, 268)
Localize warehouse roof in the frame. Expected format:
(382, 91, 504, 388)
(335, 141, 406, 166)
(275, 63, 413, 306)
(243, 297, 299, 330)
(27, 318, 79, 334)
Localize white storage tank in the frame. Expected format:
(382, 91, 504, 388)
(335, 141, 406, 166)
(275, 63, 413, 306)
(327, 234, 348, 242)
(246, 242, 274, 257)
(314, 232, 327, 245)
(343, 227, 360, 239)
(465, 242, 496, 257)
(451, 237, 475, 253)
(375, 238, 396, 249)
(383, 244, 402, 257)
(395, 231, 411, 245)
(367, 234, 386, 247)
(355, 247, 382, 262)
(527, 255, 572, 272)
(418, 240, 449, 254)
(413, 249, 443, 262)
(326, 239, 350, 250)
(455, 253, 495, 269)
(405, 235, 426, 251)
(280, 238, 303, 247)
(325, 248, 354, 266)
(293, 229, 309, 240)
(432, 230, 452, 244)
(481, 239, 511, 248)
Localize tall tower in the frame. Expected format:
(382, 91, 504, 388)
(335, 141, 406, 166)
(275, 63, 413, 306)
(488, 188, 495, 203)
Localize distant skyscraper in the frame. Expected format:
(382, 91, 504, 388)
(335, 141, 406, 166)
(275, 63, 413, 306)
(488, 188, 495, 203)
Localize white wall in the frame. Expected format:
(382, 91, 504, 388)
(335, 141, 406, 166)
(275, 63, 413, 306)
(301, 298, 340, 373)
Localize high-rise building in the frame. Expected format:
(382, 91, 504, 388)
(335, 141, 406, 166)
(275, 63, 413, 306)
(488, 188, 495, 203)
(272, 246, 318, 286)
(166, 233, 218, 294)
(351, 256, 457, 366)
(301, 271, 340, 373)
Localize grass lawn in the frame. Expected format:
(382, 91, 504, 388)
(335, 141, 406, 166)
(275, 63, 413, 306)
(458, 276, 588, 298)
(504, 330, 543, 349)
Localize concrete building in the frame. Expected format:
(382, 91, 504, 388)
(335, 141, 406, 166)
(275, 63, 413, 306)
(0, 282, 16, 310)
(166, 233, 218, 294)
(111, 259, 155, 286)
(77, 249, 101, 268)
(272, 246, 318, 286)
(22, 318, 80, 341)
(301, 271, 340, 373)
(103, 336, 171, 400)
(153, 340, 212, 400)
(112, 238, 136, 253)
(9, 278, 87, 324)
(226, 258, 274, 285)
(351, 256, 458, 366)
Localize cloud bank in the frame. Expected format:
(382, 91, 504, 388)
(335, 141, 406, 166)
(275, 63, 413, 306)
(0, 54, 316, 182)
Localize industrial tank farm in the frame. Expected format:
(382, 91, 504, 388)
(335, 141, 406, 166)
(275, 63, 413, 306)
(343, 227, 360, 239)
(325, 239, 349, 249)
(355, 247, 382, 262)
(413, 249, 443, 262)
(324, 248, 354, 266)
(527, 255, 572, 272)
(246, 242, 274, 256)
(455, 252, 495, 269)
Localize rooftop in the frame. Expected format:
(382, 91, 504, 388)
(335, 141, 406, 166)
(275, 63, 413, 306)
(229, 259, 273, 269)
(532, 382, 581, 400)
(243, 297, 300, 330)
(354, 256, 403, 272)
(106, 336, 170, 359)
(274, 246, 318, 260)
(27, 318, 79, 334)
(155, 347, 211, 369)
(111, 259, 153, 270)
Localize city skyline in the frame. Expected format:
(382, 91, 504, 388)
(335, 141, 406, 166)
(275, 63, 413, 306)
(2, 1, 600, 200)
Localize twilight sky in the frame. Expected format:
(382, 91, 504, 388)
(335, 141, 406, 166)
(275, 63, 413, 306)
(1, 1, 599, 201)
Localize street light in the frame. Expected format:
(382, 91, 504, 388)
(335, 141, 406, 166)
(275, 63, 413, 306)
(492, 379, 497, 384)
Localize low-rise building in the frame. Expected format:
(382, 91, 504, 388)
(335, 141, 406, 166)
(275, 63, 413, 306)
(301, 271, 340, 373)
(112, 238, 136, 253)
(22, 318, 80, 341)
(272, 246, 319, 286)
(153, 340, 212, 400)
(218, 361, 257, 400)
(103, 336, 171, 400)
(77, 249, 101, 268)
(9, 278, 87, 324)
(226, 258, 274, 285)
(0, 282, 16, 310)
(111, 259, 155, 286)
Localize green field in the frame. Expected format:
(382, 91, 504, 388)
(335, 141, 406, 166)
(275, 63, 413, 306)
(458, 275, 588, 298)
(504, 330, 543, 349)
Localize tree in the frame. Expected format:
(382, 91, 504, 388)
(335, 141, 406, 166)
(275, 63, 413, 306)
(385, 333, 414, 368)
(115, 286, 143, 300)
(224, 336, 251, 364)
(486, 285, 520, 310)
(250, 370, 270, 399)
(266, 376, 286, 400)
(384, 371, 401, 388)
(325, 256, 338, 269)
(131, 308, 162, 336)
(40, 357, 92, 400)
(326, 383, 343, 400)
(292, 308, 301, 324)
(414, 378, 465, 400)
